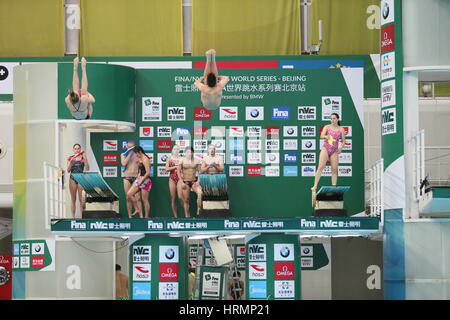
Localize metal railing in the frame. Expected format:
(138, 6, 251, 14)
(424, 146, 450, 186)
(367, 159, 384, 223)
(412, 130, 426, 200)
(44, 162, 67, 229)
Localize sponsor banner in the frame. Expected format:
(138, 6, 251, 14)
(211, 126, 226, 137)
(229, 126, 244, 137)
(283, 126, 298, 137)
(220, 107, 238, 120)
(236, 246, 246, 257)
(246, 106, 264, 120)
(193, 140, 208, 151)
(103, 140, 118, 151)
(174, 127, 191, 138)
(301, 166, 316, 177)
(301, 139, 316, 151)
(298, 106, 316, 120)
(381, 51, 396, 80)
(157, 166, 170, 177)
(266, 139, 280, 151)
(247, 126, 262, 137)
(175, 140, 190, 149)
(381, 0, 395, 25)
(167, 106, 186, 121)
(248, 139, 262, 151)
(249, 281, 267, 299)
(211, 139, 225, 151)
(229, 152, 245, 165)
(229, 166, 244, 177)
(157, 140, 172, 151)
(321, 96, 342, 121)
(248, 244, 266, 261)
(157, 126, 172, 138)
(266, 126, 280, 138)
(382, 107, 397, 135)
(201, 271, 222, 297)
(122, 140, 136, 151)
(301, 126, 316, 137)
(194, 107, 212, 120)
(139, 126, 154, 138)
(142, 97, 162, 121)
(283, 139, 298, 151)
(381, 24, 395, 53)
(381, 79, 396, 108)
(339, 153, 352, 164)
(284, 153, 298, 164)
(283, 166, 298, 177)
(301, 153, 316, 164)
(157, 153, 171, 164)
(301, 246, 313, 257)
(0, 255, 12, 299)
(265, 153, 280, 164)
(159, 246, 179, 263)
(194, 126, 209, 138)
(274, 280, 295, 299)
(338, 166, 353, 177)
(274, 244, 295, 261)
(159, 282, 179, 300)
(248, 153, 262, 164)
(249, 262, 267, 279)
(133, 264, 151, 281)
(274, 262, 295, 280)
(159, 264, 179, 281)
(139, 140, 154, 151)
(265, 166, 280, 177)
(133, 245, 151, 263)
(229, 139, 244, 151)
(301, 257, 313, 269)
(133, 282, 151, 300)
(103, 166, 117, 177)
(272, 107, 290, 120)
(103, 153, 117, 165)
(343, 139, 352, 151)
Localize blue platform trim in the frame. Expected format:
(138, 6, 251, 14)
(279, 60, 364, 69)
(71, 172, 118, 201)
(317, 185, 351, 196)
(383, 209, 405, 300)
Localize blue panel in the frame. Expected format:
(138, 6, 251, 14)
(317, 186, 351, 196)
(383, 209, 405, 300)
(279, 60, 364, 69)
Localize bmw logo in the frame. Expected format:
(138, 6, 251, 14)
(280, 246, 290, 258)
(305, 141, 313, 148)
(302, 247, 310, 255)
(382, 2, 389, 19)
(161, 155, 168, 161)
(0, 66, 9, 81)
(250, 109, 260, 118)
(269, 154, 276, 161)
(215, 141, 222, 148)
(165, 248, 175, 260)
(287, 128, 294, 135)
(34, 245, 42, 253)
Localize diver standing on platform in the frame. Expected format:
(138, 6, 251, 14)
(311, 113, 346, 191)
(67, 143, 89, 218)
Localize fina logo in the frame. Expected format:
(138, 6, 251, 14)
(165, 248, 176, 260)
(280, 246, 290, 258)
(272, 107, 290, 120)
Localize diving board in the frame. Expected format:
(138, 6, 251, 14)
(70, 172, 120, 218)
(419, 186, 450, 217)
(312, 186, 351, 217)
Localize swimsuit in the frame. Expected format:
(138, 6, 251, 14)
(181, 160, 197, 188)
(323, 128, 342, 157)
(71, 94, 92, 120)
(169, 159, 179, 183)
(134, 163, 152, 192)
(69, 157, 85, 184)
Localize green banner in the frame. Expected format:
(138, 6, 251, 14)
(128, 235, 187, 300)
(51, 217, 380, 233)
(300, 243, 330, 271)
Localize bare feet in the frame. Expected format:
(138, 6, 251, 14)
(81, 57, 86, 69)
(131, 210, 140, 217)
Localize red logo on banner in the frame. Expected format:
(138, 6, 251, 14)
(31, 256, 45, 269)
(265, 126, 280, 137)
(159, 264, 179, 281)
(158, 140, 172, 151)
(103, 153, 118, 165)
(0, 255, 12, 300)
(194, 107, 212, 120)
(274, 262, 295, 279)
(194, 126, 208, 138)
(247, 166, 262, 176)
(381, 24, 395, 52)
